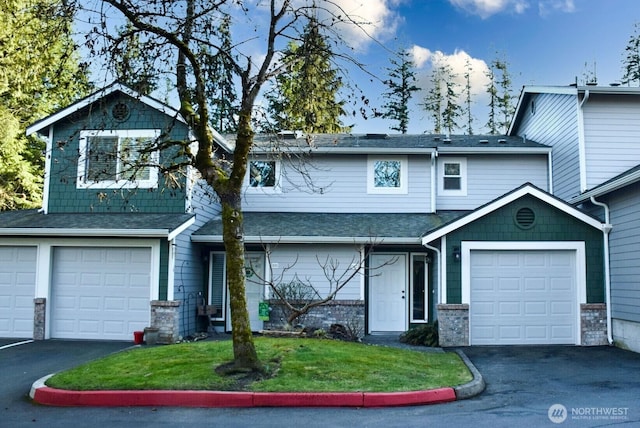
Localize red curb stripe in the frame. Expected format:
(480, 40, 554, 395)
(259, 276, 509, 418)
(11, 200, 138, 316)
(363, 388, 456, 407)
(32, 385, 456, 408)
(252, 392, 364, 407)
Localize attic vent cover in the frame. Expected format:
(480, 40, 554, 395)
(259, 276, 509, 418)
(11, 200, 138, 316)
(112, 102, 130, 121)
(515, 207, 536, 229)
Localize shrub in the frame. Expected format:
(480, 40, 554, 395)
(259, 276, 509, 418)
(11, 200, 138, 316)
(399, 322, 439, 347)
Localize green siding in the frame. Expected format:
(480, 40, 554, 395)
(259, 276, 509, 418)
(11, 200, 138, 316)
(47, 92, 189, 213)
(158, 238, 169, 300)
(445, 195, 604, 304)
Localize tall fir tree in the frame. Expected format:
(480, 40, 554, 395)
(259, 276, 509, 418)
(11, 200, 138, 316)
(622, 22, 640, 86)
(0, 0, 90, 210)
(115, 23, 159, 94)
(485, 65, 499, 134)
(463, 58, 474, 135)
(442, 63, 462, 135)
(381, 48, 420, 134)
(266, 16, 347, 134)
(204, 15, 239, 134)
(423, 60, 460, 135)
(423, 64, 444, 134)
(485, 56, 514, 134)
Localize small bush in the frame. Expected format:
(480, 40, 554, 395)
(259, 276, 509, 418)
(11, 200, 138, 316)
(399, 322, 439, 347)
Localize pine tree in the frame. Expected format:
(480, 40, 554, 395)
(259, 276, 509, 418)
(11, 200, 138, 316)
(485, 66, 499, 134)
(423, 60, 460, 135)
(381, 48, 420, 134)
(0, 0, 90, 210)
(622, 22, 640, 86)
(266, 17, 347, 134)
(485, 56, 514, 134)
(423, 64, 444, 134)
(463, 58, 474, 135)
(204, 15, 239, 134)
(442, 63, 462, 135)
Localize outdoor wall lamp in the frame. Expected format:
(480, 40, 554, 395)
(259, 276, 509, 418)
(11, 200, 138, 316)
(452, 246, 461, 262)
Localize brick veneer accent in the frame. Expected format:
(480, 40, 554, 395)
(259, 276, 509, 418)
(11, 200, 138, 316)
(150, 300, 181, 344)
(33, 298, 46, 340)
(581, 303, 608, 346)
(437, 304, 469, 346)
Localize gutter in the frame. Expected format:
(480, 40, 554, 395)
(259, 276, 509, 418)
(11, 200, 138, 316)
(590, 196, 613, 345)
(192, 235, 423, 245)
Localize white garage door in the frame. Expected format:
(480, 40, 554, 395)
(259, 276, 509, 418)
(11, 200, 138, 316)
(51, 247, 151, 340)
(0, 247, 37, 338)
(470, 250, 577, 345)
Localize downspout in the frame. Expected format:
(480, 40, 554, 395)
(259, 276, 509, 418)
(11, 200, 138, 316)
(590, 196, 613, 345)
(422, 242, 441, 319)
(430, 150, 437, 213)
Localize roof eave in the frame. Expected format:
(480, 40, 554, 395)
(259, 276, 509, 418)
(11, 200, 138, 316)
(192, 235, 422, 245)
(571, 170, 640, 204)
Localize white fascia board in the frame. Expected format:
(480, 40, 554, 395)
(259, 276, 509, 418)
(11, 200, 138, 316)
(251, 147, 436, 155)
(167, 216, 196, 241)
(421, 185, 603, 245)
(0, 228, 172, 237)
(571, 170, 640, 204)
(436, 147, 551, 154)
(26, 83, 185, 136)
(192, 235, 422, 245)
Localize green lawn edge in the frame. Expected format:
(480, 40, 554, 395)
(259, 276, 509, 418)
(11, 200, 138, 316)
(46, 337, 473, 393)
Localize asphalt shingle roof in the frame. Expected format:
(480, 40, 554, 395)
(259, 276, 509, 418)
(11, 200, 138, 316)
(0, 210, 194, 235)
(193, 211, 468, 243)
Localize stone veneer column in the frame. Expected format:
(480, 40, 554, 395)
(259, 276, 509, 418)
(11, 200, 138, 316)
(33, 298, 46, 340)
(150, 300, 181, 344)
(581, 303, 608, 346)
(436, 304, 469, 347)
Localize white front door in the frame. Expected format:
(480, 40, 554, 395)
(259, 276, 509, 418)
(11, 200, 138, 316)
(369, 254, 407, 333)
(226, 252, 265, 332)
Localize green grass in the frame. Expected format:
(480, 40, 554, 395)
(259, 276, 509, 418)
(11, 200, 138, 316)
(46, 338, 472, 392)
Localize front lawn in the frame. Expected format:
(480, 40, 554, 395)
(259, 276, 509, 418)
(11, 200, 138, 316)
(46, 337, 472, 392)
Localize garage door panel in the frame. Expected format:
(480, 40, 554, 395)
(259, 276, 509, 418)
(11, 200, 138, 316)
(51, 247, 151, 340)
(0, 246, 37, 338)
(470, 250, 577, 345)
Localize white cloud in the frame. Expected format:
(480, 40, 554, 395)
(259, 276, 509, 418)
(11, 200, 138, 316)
(313, 0, 404, 50)
(448, 0, 529, 18)
(538, 0, 576, 16)
(410, 45, 433, 68)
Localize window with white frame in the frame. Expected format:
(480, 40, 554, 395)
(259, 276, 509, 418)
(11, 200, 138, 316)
(367, 156, 408, 194)
(77, 130, 160, 189)
(247, 159, 280, 191)
(439, 157, 467, 196)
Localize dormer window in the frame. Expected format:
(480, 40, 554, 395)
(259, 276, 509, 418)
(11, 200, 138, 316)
(77, 129, 160, 189)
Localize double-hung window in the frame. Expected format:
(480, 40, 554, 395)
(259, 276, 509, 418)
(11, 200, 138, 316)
(77, 130, 160, 189)
(367, 156, 408, 194)
(439, 157, 467, 196)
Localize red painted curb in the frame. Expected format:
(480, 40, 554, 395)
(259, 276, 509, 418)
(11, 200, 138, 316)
(363, 388, 456, 407)
(31, 384, 457, 408)
(252, 391, 365, 407)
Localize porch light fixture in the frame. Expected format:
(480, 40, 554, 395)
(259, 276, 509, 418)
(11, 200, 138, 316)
(452, 246, 461, 262)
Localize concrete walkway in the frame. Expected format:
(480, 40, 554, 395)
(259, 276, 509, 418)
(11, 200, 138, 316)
(30, 334, 484, 408)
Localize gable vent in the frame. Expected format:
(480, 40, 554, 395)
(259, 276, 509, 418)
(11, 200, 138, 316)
(515, 207, 536, 229)
(111, 102, 130, 121)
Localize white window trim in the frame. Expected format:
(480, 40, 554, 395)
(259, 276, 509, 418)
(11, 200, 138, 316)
(77, 129, 160, 189)
(245, 158, 282, 193)
(439, 157, 467, 196)
(367, 155, 408, 194)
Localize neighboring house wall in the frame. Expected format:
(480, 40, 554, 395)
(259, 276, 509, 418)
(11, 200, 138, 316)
(243, 154, 432, 213)
(46, 92, 189, 214)
(582, 94, 640, 190)
(173, 173, 220, 337)
(603, 185, 640, 351)
(436, 154, 549, 210)
(511, 92, 580, 200)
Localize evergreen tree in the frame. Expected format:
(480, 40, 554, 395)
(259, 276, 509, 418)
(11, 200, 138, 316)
(485, 65, 499, 134)
(0, 0, 90, 210)
(114, 23, 159, 95)
(381, 48, 420, 134)
(463, 58, 474, 135)
(204, 15, 239, 134)
(423, 60, 460, 134)
(485, 56, 514, 134)
(423, 64, 444, 134)
(622, 22, 640, 86)
(266, 17, 347, 134)
(442, 63, 462, 135)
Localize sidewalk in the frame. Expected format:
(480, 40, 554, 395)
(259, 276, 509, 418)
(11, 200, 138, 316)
(30, 334, 485, 408)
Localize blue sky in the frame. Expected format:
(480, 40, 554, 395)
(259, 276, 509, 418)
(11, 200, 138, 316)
(339, 0, 640, 134)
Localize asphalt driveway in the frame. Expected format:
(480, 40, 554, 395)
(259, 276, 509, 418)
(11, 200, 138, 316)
(2, 340, 640, 427)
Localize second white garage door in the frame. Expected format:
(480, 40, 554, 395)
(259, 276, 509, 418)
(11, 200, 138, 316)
(0, 246, 37, 338)
(470, 250, 577, 345)
(51, 247, 151, 340)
